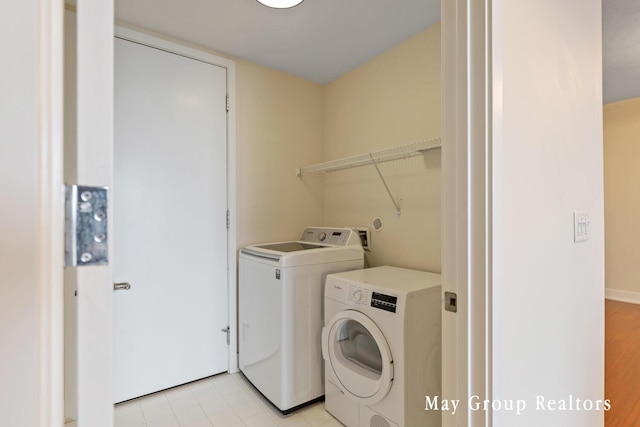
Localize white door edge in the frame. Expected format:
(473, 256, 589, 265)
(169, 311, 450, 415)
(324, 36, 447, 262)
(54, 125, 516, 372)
(442, 0, 492, 426)
(113, 26, 238, 374)
(74, 1, 115, 425)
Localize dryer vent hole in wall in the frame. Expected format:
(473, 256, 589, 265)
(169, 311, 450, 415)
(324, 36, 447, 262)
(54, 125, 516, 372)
(372, 217, 384, 232)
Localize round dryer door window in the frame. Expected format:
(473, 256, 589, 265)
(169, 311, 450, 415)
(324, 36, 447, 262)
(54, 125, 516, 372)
(323, 310, 393, 405)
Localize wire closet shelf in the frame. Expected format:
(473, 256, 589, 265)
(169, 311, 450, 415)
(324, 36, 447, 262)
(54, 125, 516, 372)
(295, 138, 441, 176)
(295, 138, 441, 217)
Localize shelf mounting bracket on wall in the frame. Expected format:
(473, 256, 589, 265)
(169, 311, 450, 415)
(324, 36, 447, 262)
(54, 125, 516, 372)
(369, 153, 402, 216)
(296, 138, 441, 217)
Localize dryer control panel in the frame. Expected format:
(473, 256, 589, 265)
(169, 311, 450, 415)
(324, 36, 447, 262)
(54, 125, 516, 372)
(347, 285, 371, 305)
(371, 292, 398, 313)
(345, 285, 397, 313)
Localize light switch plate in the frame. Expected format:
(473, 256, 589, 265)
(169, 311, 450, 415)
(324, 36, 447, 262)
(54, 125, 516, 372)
(574, 211, 590, 243)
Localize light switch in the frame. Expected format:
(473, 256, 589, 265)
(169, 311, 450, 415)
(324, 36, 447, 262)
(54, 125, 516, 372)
(574, 211, 590, 242)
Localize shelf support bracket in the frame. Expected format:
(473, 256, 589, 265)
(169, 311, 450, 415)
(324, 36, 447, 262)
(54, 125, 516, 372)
(369, 153, 401, 216)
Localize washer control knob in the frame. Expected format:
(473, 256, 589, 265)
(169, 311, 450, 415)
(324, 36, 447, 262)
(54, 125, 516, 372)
(318, 232, 327, 242)
(352, 289, 363, 302)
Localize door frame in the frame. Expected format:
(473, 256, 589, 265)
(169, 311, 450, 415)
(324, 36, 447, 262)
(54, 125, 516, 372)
(441, 0, 492, 426)
(36, 0, 65, 425)
(37, 0, 483, 424)
(114, 26, 239, 373)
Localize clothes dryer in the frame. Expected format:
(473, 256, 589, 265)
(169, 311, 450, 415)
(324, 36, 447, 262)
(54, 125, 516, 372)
(322, 266, 441, 427)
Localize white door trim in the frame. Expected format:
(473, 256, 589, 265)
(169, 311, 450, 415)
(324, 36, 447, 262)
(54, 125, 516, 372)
(36, 0, 64, 425)
(114, 26, 239, 373)
(75, 1, 115, 425)
(442, 0, 492, 426)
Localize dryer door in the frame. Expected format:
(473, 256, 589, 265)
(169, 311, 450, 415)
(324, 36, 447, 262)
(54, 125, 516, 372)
(322, 310, 393, 405)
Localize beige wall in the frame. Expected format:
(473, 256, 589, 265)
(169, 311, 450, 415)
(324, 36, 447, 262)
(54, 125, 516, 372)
(236, 60, 324, 247)
(604, 96, 640, 295)
(321, 24, 441, 271)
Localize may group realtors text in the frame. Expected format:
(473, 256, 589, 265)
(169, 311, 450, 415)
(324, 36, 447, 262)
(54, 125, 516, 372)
(425, 395, 611, 416)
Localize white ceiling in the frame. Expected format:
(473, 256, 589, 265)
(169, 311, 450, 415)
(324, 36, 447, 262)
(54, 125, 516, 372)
(114, 0, 639, 102)
(114, 0, 441, 84)
(603, 0, 640, 104)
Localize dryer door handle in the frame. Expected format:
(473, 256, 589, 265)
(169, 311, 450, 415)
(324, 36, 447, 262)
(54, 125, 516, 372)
(321, 327, 329, 361)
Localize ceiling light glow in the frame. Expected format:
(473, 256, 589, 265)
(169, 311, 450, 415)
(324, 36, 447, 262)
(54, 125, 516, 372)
(256, 0, 304, 9)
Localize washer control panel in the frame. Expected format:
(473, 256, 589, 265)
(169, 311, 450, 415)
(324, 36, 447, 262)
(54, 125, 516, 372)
(370, 292, 398, 313)
(300, 227, 353, 246)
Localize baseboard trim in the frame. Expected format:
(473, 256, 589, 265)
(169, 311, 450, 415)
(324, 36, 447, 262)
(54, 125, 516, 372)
(605, 289, 640, 305)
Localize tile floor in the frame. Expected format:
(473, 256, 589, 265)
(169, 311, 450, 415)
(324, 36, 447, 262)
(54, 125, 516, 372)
(111, 373, 343, 427)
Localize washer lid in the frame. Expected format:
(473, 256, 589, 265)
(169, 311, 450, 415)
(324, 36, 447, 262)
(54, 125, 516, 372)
(253, 242, 328, 252)
(240, 243, 363, 267)
(322, 310, 393, 405)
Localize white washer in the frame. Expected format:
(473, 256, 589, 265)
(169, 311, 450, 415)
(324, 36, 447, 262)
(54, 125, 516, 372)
(321, 266, 441, 427)
(239, 227, 364, 413)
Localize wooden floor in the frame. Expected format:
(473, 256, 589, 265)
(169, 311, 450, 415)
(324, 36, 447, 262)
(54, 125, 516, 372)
(606, 300, 640, 426)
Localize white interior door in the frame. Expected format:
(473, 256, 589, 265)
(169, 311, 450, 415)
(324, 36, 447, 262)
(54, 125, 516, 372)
(113, 37, 229, 403)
